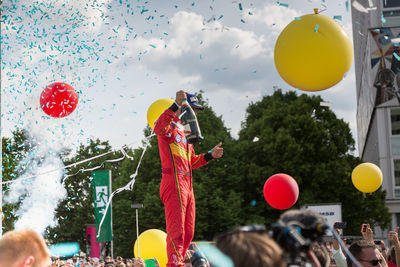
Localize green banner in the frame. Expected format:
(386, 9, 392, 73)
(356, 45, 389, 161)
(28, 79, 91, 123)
(92, 170, 113, 242)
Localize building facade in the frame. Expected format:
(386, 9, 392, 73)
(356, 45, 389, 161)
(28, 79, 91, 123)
(352, 0, 400, 233)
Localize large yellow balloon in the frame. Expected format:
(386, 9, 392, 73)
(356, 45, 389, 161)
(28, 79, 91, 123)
(274, 11, 353, 92)
(147, 98, 174, 129)
(351, 163, 383, 193)
(134, 229, 167, 267)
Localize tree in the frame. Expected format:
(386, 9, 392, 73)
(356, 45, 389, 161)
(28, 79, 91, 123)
(46, 139, 126, 251)
(2, 129, 30, 232)
(237, 89, 390, 234)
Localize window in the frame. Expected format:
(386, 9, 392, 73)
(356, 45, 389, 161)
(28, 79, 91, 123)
(392, 137, 400, 156)
(391, 109, 400, 135)
(383, 0, 400, 8)
(396, 213, 400, 228)
(394, 159, 400, 186)
(394, 160, 400, 198)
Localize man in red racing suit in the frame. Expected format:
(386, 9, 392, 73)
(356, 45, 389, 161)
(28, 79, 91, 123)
(153, 90, 223, 267)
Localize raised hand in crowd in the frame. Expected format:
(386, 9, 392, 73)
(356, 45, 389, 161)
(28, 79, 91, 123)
(388, 227, 400, 267)
(332, 223, 347, 267)
(362, 224, 374, 243)
(133, 257, 145, 267)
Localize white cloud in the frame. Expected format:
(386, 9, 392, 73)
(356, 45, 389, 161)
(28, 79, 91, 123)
(245, 4, 302, 32)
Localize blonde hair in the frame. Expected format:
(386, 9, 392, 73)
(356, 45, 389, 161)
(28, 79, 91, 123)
(0, 229, 50, 266)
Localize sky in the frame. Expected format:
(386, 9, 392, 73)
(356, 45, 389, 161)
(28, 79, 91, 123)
(1, 0, 357, 154)
(0, 0, 358, 233)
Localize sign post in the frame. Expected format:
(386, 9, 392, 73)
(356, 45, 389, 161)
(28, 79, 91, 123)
(92, 170, 113, 257)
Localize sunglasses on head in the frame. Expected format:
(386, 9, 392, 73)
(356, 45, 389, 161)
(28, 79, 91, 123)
(359, 259, 382, 266)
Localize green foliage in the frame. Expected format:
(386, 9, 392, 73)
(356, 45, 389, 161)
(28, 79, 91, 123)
(2, 129, 30, 232)
(237, 89, 391, 233)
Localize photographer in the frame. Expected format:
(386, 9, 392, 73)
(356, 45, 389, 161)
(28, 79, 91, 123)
(278, 209, 331, 267)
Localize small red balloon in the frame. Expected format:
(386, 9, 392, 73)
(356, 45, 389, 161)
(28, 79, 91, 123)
(263, 173, 299, 210)
(40, 82, 78, 118)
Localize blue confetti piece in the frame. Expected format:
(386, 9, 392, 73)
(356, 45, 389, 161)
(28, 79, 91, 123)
(345, 0, 349, 12)
(394, 52, 400, 61)
(251, 200, 256, 206)
(333, 15, 342, 21)
(295, 17, 301, 20)
(381, 15, 386, 23)
(314, 24, 319, 33)
(279, 3, 289, 7)
(238, 3, 243, 10)
(240, 19, 245, 23)
(394, 42, 399, 47)
(149, 44, 156, 48)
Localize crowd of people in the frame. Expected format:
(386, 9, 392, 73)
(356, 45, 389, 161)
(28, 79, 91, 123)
(49, 255, 145, 267)
(1, 209, 400, 267)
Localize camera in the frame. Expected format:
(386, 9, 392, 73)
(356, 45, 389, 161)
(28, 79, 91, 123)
(270, 216, 329, 267)
(361, 224, 368, 233)
(190, 250, 210, 267)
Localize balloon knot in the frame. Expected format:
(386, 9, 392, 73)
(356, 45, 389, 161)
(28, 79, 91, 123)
(314, 8, 319, 14)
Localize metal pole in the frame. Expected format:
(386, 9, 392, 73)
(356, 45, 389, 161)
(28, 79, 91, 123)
(109, 170, 113, 260)
(131, 203, 143, 259)
(136, 209, 139, 257)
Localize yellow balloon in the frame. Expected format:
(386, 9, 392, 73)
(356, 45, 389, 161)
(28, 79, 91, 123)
(147, 98, 174, 129)
(274, 11, 353, 92)
(351, 163, 383, 193)
(134, 229, 168, 267)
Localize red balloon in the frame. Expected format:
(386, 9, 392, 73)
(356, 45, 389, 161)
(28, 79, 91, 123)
(263, 173, 299, 210)
(40, 82, 78, 118)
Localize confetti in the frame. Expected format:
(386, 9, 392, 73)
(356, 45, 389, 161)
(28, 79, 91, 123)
(314, 24, 319, 33)
(394, 52, 400, 61)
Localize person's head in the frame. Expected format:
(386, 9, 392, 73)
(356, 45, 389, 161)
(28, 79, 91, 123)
(347, 240, 383, 267)
(215, 224, 286, 267)
(104, 256, 112, 263)
(0, 229, 51, 267)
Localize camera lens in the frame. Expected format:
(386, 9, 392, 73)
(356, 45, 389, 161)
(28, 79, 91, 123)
(191, 251, 209, 267)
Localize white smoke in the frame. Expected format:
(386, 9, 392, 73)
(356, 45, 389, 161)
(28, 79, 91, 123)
(5, 156, 67, 233)
(4, 93, 69, 234)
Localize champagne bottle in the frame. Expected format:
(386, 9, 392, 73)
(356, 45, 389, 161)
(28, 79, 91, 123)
(181, 99, 204, 144)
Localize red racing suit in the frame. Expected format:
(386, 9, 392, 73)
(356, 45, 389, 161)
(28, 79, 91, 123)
(154, 104, 212, 267)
